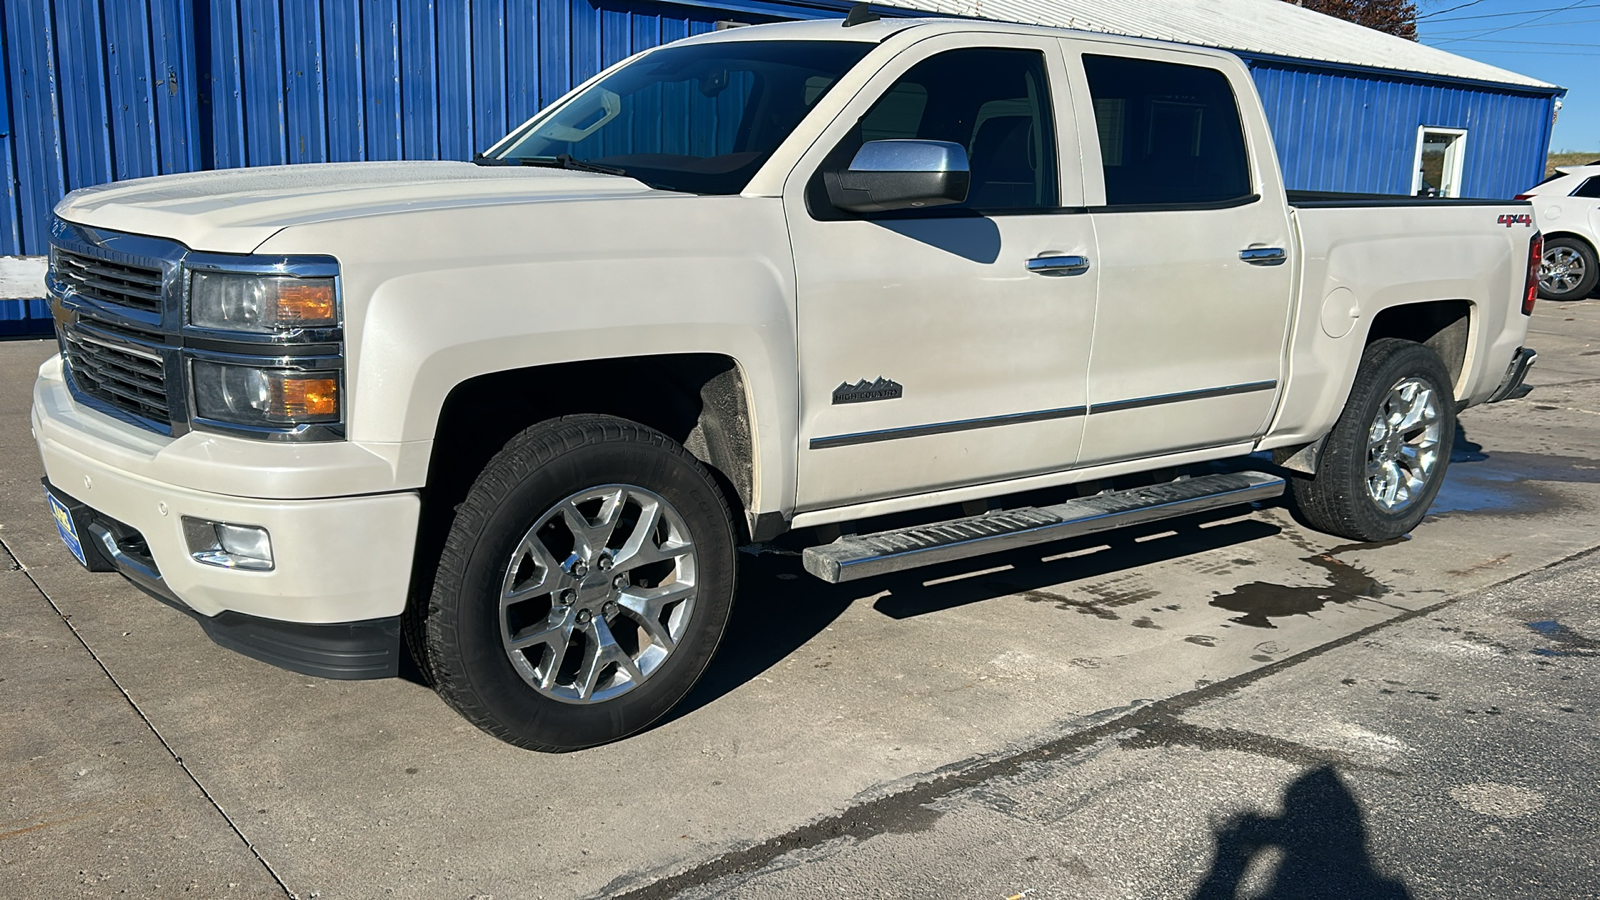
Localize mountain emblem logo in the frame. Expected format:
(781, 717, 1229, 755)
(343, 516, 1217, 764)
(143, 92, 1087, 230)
(832, 377, 904, 404)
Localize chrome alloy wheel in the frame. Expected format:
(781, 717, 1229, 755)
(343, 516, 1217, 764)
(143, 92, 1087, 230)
(1541, 245, 1588, 295)
(499, 485, 697, 704)
(1365, 377, 1443, 513)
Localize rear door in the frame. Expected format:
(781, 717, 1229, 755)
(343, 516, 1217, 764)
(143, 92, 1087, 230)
(1062, 45, 1295, 466)
(785, 34, 1099, 512)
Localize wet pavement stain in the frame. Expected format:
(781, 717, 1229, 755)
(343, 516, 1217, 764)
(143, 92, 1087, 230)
(1208, 551, 1390, 629)
(1430, 431, 1600, 517)
(1185, 635, 1217, 647)
(1131, 616, 1162, 629)
(1447, 553, 1513, 577)
(1020, 589, 1121, 620)
(1018, 574, 1162, 621)
(1526, 620, 1600, 658)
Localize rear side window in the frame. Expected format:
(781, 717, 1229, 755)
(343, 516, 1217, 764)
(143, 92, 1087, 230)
(1082, 55, 1252, 207)
(1573, 177, 1600, 199)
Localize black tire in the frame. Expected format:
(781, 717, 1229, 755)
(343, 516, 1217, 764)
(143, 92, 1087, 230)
(422, 414, 737, 751)
(1538, 236, 1599, 301)
(1289, 339, 1456, 542)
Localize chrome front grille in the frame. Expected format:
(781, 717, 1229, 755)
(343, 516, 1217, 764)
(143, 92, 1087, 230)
(61, 328, 170, 424)
(49, 218, 345, 442)
(53, 249, 165, 313)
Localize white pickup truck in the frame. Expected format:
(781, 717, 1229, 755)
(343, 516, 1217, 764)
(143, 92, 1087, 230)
(34, 17, 1541, 750)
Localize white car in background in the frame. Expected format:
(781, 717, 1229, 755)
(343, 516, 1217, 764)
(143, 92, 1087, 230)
(1521, 163, 1600, 301)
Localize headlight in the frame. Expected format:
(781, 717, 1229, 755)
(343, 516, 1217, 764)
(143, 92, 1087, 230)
(189, 271, 338, 332)
(192, 360, 340, 427)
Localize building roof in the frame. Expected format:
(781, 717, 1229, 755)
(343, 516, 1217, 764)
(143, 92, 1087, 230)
(872, 0, 1558, 90)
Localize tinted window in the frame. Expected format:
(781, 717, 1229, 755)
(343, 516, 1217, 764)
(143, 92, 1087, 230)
(497, 41, 872, 195)
(818, 48, 1058, 212)
(1082, 55, 1252, 207)
(1573, 177, 1600, 198)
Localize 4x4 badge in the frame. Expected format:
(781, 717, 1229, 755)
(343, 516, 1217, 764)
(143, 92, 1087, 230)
(833, 377, 904, 404)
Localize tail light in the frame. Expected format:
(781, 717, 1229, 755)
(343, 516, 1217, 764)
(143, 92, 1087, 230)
(1524, 232, 1543, 316)
(1513, 193, 1534, 200)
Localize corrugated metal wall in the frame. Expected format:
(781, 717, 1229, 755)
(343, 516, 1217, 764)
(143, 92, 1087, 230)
(1, 0, 781, 258)
(1246, 58, 1559, 200)
(0, 0, 789, 333)
(0, 3, 1565, 334)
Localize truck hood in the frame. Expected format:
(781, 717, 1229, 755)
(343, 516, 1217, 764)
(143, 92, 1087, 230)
(54, 161, 659, 254)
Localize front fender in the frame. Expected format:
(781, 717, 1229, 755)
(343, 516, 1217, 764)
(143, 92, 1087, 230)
(253, 194, 799, 519)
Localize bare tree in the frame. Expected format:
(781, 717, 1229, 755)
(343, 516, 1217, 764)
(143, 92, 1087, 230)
(1287, 0, 1419, 40)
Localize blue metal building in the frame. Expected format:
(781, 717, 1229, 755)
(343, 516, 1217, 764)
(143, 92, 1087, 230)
(0, 0, 1565, 335)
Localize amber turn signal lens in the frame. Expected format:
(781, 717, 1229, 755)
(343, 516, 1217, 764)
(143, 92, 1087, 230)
(192, 361, 342, 428)
(278, 376, 339, 418)
(275, 281, 337, 325)
(189, 272, 339, 332)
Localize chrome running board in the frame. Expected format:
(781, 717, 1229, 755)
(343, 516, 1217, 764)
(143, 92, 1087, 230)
(801, 471, 1286, 584)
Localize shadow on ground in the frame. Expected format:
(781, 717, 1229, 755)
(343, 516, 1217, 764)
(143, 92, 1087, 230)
(671, 422, 1600, 723)
(1432, 423, 1600, 518)
(669, 503, 1286, 723)
(1191, 765, 1411, 899)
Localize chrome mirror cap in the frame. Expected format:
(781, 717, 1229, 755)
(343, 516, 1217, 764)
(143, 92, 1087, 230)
(847, 139, 970, 174)
(826, 140, 972, 214)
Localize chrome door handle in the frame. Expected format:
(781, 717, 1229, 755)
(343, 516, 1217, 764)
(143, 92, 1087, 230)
(1240, 247, 1287, 266)
(1027, 254, 1091, 276)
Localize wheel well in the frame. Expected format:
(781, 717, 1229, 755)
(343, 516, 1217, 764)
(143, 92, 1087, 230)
(407, 355, 756, 619)
(1365, 300, 1471, 394)
(1544, 231, 1596, 256)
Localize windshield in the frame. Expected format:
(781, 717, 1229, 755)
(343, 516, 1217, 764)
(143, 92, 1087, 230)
(493, 40, 874, 194)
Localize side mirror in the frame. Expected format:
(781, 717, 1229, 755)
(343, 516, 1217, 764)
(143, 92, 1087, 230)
(825, 140, 970, 214)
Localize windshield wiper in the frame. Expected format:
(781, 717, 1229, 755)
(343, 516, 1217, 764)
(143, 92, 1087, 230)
(473, 153, 627, 177)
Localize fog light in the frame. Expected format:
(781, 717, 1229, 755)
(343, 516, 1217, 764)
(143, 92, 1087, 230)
(183, 517, 274, 571)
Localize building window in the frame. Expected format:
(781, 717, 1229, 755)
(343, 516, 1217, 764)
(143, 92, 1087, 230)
(1413, 127, 1468, 198)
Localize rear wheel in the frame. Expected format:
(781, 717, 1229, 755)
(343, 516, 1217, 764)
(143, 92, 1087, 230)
(1538, 236, 1598, 301)
(423, 415, 737, 751)
(1289, 339, 1456, 542)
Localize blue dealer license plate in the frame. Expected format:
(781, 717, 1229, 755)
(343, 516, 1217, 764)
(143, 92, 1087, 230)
(47, 490, 89, 568)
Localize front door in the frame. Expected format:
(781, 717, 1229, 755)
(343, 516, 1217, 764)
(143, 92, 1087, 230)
(1064, 46, 1295, 467)
(784, 35, 1099, 512)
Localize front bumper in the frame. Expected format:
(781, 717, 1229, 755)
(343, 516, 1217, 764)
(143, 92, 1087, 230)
(33, 355, 421, 679)
(1487, 347, 1538, 403)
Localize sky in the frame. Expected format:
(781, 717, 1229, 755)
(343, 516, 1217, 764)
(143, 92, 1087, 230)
(1415, 0, 1600, 152)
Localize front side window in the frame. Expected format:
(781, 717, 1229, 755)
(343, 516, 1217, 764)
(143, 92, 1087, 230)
(495, 41, 873, 195)
(1082, 55, 1252, 207)
(816, 47, 1059, 212)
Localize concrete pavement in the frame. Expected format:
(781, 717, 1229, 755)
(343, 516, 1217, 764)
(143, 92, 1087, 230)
(1, 294, 1598, 899)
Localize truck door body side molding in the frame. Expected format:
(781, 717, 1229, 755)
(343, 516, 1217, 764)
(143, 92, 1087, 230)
(808, 380, 1279, 450)
(810, 404, 1088, 450)
(1088, 380, 1279, 415)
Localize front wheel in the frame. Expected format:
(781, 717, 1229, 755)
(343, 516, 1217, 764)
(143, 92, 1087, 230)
(1288, 339, 1456, 542)
(423, 415, 738, 751)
